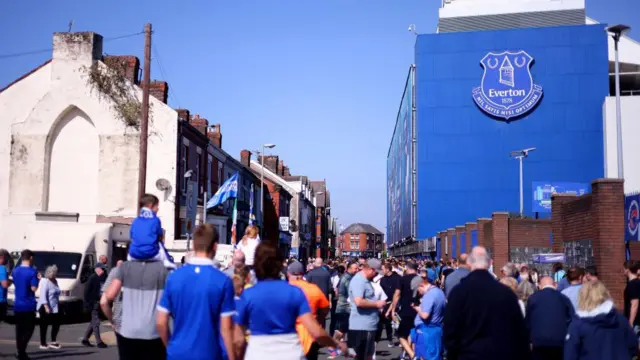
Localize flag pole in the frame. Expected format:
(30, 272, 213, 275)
(231, 197, 238, 246)
(202, 192, 207, 225)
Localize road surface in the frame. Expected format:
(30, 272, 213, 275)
(0, 320, 403, 359)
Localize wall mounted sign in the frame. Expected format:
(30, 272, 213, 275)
(626, 194, 640, 241)
(472, 51, 543, 121)
(532, 182, 590, 213)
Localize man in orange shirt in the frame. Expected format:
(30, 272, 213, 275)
(288, 261, 330, 360)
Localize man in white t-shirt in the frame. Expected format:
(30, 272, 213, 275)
(371, 271, 388, 360)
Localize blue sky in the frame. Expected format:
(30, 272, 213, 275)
(1, 0, 638, 236)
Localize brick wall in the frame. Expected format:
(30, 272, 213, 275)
(437, 231, 446, 259)
(551, 179, 626, 308)
(432, 179, 625, 305)
(455, 226, 466, 257)
(447, 228, 455, 260)
(465, 222, 477, 254)
(508, 218, 552, 248)
(492, 212, 509, 277)
(477, 218, 492, 249)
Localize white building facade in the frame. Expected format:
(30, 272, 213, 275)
(0, 32, 179, 254)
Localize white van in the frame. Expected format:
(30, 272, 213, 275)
(7, 222, 128, 318)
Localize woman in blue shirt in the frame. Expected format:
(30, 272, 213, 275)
(37, 265, 61, 349)
(234, 243, 346, 360)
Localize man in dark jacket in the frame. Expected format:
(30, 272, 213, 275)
(443, 246, 530, 360)
(306, 258, 332, 300)
(525, 276, 574, 360)
(82, 263, 108, 348)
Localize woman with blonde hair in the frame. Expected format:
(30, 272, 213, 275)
(517, 280, 535, 307)
(37, 265, 61, 349)
(237, 225, 260, 267)
(500, 277, 525, 316)
(564, 280, 637, 360)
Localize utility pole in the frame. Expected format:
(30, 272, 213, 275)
(137, 23, 152, 211)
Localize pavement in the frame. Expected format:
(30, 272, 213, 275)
(0, 320, 403, 359)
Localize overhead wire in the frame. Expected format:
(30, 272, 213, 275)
(152, 44, 182, 108)
(0, 30, 145, 60)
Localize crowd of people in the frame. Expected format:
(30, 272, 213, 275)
(2, 194, 640, 360)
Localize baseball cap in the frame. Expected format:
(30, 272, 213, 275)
(95, 263, 106, 270)
(366, 259, 382, 273)
(287, 261, 305, 275)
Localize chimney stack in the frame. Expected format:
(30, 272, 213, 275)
(103, 55, 140, 84)
(240, 150, 252, 167)
(176, 108, 190, 122)
(208, 124, 222, 148)
(283, 166, 291, 177)
(53, 32, 103, 69)
(277, 160, 285, 176)
(189, 114, 208, 135)
(258, 155, 279, 173)
(149, 81, 169, 104)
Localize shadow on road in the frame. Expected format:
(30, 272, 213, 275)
(0, 350, 98, 359)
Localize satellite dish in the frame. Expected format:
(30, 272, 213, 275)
(156, 178, 171, 191)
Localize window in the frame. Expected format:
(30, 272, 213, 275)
(207, 155, 213, 196)
(217, 162, 223, 189)
(196, 151, 202, 197)
(181, 142, 189, 194)
(350, 240, 360, 250)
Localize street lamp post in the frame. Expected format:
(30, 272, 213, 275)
(259, 143, 276, 239)
(510, 148, 536, 217)
(607, 24, 631, 179)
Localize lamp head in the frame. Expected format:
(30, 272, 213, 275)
(510, 147, 536, 158)
(263, 143, 276, 149)
(607, 24, 631, 37)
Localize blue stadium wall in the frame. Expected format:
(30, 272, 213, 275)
(414, 24, 609, 240)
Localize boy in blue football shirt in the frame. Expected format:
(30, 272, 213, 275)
(129, 194, 175, 268)
(13, 249, 39, 360)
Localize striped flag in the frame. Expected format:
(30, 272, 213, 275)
(206, 172, 238, 209)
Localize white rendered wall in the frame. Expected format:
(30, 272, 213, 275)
(0, 33, 178, 252)
(604, 96, 640, 193)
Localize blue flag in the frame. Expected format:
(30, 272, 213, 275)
(206, 172, 238, 209)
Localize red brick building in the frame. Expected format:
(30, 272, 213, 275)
(340, 223, 384, 258)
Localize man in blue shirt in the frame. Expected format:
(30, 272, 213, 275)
(413, 273, 446, 360)
(0, 249, 10, 323)
(13, 249, 39, 360)
(561, 266, 585, 311)
(156, 224, 236, 360)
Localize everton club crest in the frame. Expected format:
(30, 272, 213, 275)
(472, 51, 543, 121)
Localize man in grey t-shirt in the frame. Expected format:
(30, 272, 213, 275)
(348, 259, 386, 360)
(333, 261, 358, 343)
(101, 260, 168, 359)
(444, 253, 471, 298)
